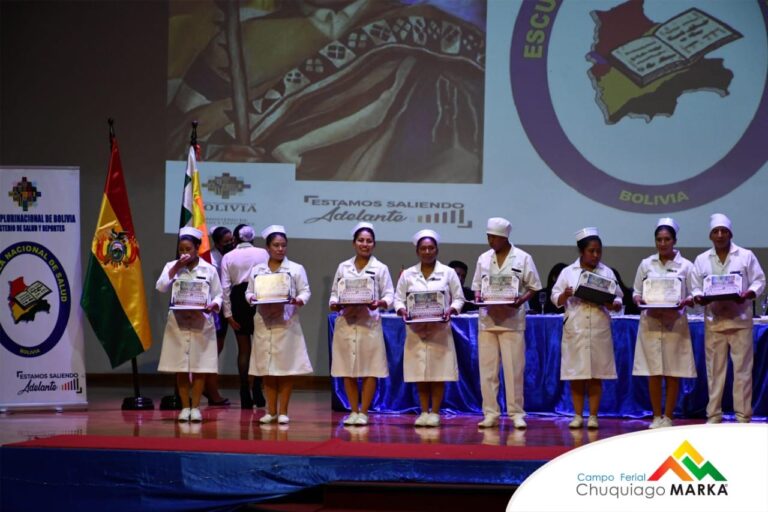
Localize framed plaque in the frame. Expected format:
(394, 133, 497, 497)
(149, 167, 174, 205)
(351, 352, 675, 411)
(252, 273, 293, 304)
(338, 276, 376, 305)
(703, 274, 742, 301)
(405, 290, 448, 323)
(574, 270, 616, 304)
(171, 279, 209, 310)
(475, 274, 519, 305)
(640, 277, 683, 308)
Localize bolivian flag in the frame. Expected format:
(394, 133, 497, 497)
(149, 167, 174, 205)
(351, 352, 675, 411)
(81, 137, 152, 368)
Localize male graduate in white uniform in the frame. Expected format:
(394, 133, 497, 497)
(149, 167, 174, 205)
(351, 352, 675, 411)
(471, 217, 541, 429)
(691, 213, 765, 423)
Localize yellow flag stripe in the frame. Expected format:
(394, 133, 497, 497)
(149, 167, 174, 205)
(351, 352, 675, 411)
(91, 195, 152, 350)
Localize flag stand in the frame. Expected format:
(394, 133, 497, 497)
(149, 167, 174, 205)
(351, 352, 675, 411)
(121, 357, 154, 410)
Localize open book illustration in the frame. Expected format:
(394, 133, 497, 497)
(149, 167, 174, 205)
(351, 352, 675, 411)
(609, 8, 742, 87)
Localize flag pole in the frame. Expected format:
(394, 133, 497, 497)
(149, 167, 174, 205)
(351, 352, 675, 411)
(105, 119, 154, 411)
(160, 121, 200, 411)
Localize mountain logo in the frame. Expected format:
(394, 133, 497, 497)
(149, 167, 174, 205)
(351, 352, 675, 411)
(649, 440, 726, 482)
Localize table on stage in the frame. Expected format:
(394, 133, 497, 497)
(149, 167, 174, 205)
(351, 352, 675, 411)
(328, 313, 768, 419)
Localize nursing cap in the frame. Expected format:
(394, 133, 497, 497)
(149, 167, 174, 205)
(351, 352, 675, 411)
(656, 217, 679, 235)
(261, 225, 286, 239)
(574, 227, 599, 242)
(238, 225, 255, 242)
(486, 217, 511, 238)
(709, 213, 732, 233)
(179, 226, 203, 240)
(412, 229, 440, 246)
(351, 222, 375, 237)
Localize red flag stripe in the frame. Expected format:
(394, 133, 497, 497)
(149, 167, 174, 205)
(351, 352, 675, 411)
(104, 140, 135, 234)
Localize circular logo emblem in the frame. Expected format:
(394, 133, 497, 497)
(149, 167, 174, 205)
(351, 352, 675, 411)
(510, 1, 768, 213)
(0, 241, 71, 357)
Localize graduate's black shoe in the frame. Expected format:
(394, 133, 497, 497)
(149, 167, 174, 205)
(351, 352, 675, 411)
(240, 386, 253, 409)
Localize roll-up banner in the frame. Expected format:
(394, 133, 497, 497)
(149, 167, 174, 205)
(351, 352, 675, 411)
(0, 167, 87, 411)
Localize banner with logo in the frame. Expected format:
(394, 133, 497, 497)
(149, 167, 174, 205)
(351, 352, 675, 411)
(508, 424, 768, 511)
(0, 167, 87, 410)
(164, 0, 768, 248)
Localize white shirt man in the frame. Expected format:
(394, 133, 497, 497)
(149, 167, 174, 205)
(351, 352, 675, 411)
(471, 217, 541, 429)
(691, 213, 765, 423)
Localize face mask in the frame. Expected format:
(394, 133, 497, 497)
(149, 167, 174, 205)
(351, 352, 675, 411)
(220, 242, 236, 255)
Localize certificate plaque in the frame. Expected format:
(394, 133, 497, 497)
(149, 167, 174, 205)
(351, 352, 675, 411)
(574, 270, 616, 304)
(479, 274, 519, 304)
(338, 276, 376, 305)
(641, 277, 683, 308)
(171, 279, 209, 310)
(253, 273, 293, 303)
(406, 290, 448, 323)
(703, 274, 742, 301)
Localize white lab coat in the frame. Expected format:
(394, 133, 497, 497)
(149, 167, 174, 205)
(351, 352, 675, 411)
(551, 260, 623, 380)
(631, 251, 696, 377)
(330, 256, 394, 378)
(394, 261, 465, 382)
(245, 258, 313, 376)
(690, 242, 766, 420)
(156, 259, 223, 373)
(470, 246, 542, 332)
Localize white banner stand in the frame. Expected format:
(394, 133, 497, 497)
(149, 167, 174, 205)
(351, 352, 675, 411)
(0, 167, 87, 411)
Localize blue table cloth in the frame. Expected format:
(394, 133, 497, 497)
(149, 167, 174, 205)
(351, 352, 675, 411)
(328, 314, 768, 419)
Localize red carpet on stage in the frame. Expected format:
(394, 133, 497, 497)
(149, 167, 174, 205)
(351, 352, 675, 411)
(11, 434, 571, 461)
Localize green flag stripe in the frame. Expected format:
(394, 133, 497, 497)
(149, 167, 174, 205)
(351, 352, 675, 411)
(80, 254, 146, 368)
(179, 207, 192, 227)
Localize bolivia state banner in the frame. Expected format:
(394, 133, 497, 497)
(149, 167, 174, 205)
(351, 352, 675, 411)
(81, 137, 152, 368)
(180, 145, 211, 263)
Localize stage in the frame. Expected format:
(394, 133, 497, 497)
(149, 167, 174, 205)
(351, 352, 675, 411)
(0, 385, 737, 512)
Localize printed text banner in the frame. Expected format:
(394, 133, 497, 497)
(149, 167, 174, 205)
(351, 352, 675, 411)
(0, 167, 87, 410)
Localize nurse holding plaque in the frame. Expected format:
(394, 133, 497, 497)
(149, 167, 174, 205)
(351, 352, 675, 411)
(631, 218, 696, 429)
(394, 229, 465, 428)
(245, 225, 313, 425)
(551, 227, 623, 430)
(691, 214, 766, 424)
(329, 222, 394, 427)
(156, 227, 223, 423)
(471, 217, 541, 429)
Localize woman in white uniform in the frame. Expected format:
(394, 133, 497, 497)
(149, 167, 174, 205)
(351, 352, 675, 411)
(551, 227, 623, 430)
(632, 218, 696, 429)
(246, 225, 313, 425)
(156, 227, 223, 423)
(394, 229, 465, 427)
(330, 222, 394, 426)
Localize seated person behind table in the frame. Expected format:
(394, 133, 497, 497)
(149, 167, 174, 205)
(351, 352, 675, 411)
(448, 260, 478, 313)
(528, 262, 567, 314)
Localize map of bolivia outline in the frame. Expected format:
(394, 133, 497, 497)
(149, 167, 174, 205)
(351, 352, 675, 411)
(510, 0, 768, 213)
